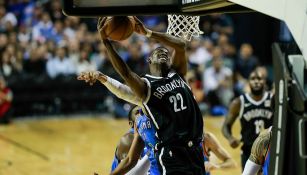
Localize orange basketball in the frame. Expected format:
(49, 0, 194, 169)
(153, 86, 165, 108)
(104, 16, 135, 41)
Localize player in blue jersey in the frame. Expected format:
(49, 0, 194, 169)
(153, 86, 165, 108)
(133, 106, 160, 175)
(78, 71, 159, 175)
(242, 127, 272, 175)
(110, 108, 135, 172)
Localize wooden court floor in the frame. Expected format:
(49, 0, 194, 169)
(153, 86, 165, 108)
(0, 115, 242, 175)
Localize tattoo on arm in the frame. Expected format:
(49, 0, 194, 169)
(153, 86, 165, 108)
(249, 131, 271, 165)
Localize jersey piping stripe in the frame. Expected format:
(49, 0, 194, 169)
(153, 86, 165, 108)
(143, 103, 160, 130)
(178, 74, 192, 90)
(168, 72, 175, 77)
(159, 147, 166, 175)
(239, 95, 245, 118)
(142, 78, 151, 104)
(245, 92, 269, 106)
(145, 74, 163, 79)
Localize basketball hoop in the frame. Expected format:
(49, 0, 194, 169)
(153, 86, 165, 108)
(167, 15, 203, 41)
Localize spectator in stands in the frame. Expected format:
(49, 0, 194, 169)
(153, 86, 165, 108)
(32, 12, 53, 43)
(126, 43, 148, 75)
(203, 56, 233, 114)
(0, 50, 21, 79)
(234, 43, 259, 95)
(0, 33, 8, 53)
(186, 70, 208, 114)
(0, 5, 17, 32)
(91, 43, 107, 70)
(23, 45, 47, 76)
(47, 0, 65, 21)
(188, 38, 212, 68)
(51, 20, 65, 45)
(63, 17, 78, 41)
(46, 46, 75, 78)
(0, 76, 13, 124)
(75, 49, 96, 74)
(206, 46, 234, 70)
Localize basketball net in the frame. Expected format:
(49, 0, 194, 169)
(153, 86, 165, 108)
(167, 15, 203, 41)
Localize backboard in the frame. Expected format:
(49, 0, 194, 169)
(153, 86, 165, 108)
(61, 0, 252, 16)
(62, 0, 180, 16)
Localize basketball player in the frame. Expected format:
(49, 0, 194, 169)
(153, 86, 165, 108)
(110, 108, 135, 172)
(242, 127, 272, 175)
(79, 71, 235, 175)
(97, 16, 205, 174)
(110, 107, 151, 175)
(222, 69, 274, 170)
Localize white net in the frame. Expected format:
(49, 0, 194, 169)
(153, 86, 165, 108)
(167, 15, 203, 41)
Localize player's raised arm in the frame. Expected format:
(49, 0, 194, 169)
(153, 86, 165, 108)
(97, 18, 148, 101)
(133, 17, 187, 77)
(222, 97, 241, 148)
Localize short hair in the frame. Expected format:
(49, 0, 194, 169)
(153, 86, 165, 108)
(149, 46, 169, 58)
(128, 105, 139, 122)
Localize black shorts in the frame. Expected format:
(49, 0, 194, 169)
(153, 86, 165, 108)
(156, 144, 206, 175)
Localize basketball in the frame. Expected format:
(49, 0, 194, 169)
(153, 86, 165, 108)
(104, 16, 135, 41)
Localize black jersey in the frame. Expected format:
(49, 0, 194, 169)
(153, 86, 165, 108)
(142, 71, 203, 146)
(239, 92, 273, 153)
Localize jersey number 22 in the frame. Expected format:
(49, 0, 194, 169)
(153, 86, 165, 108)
(169, 93, 187, 112)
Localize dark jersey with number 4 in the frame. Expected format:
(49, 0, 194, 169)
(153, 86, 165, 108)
(142, 71, 203, 146)
(239, 92, 273, 153)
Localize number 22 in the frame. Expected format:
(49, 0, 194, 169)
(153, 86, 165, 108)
(169, 93, 187, 112)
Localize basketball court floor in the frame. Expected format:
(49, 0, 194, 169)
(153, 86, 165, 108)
(0, 115, 241, 175)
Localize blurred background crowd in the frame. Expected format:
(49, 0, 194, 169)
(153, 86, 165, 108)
(0, 0, 294, 123)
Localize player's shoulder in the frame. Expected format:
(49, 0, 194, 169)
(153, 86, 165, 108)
(230, 96, 242, 107)
(116, 132, 134, 160)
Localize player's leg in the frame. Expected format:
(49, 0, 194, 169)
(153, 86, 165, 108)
(156, 145, 205, 175)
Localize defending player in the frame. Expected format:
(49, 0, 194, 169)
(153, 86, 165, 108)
(110, 111, 135, 172)
(98, 16, 205, 174)
(222, 69, 274, 170)
(78, 72, 159, 175)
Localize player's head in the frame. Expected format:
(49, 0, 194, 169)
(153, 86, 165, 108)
(128, 105, 140, 128)
(147, 47, 171, 76)
(249, 69, 265, 96)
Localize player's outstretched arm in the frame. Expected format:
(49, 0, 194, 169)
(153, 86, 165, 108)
(111, 128, 145, 175)
(77, 71, 143, 106)
(133, 17, 187, 77)
(204, 132, 236, 170)
(222, 97, 241, 148)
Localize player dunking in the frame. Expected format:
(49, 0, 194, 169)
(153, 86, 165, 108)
(97, 16, 205, 174)
(222, 69, 274, 170)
